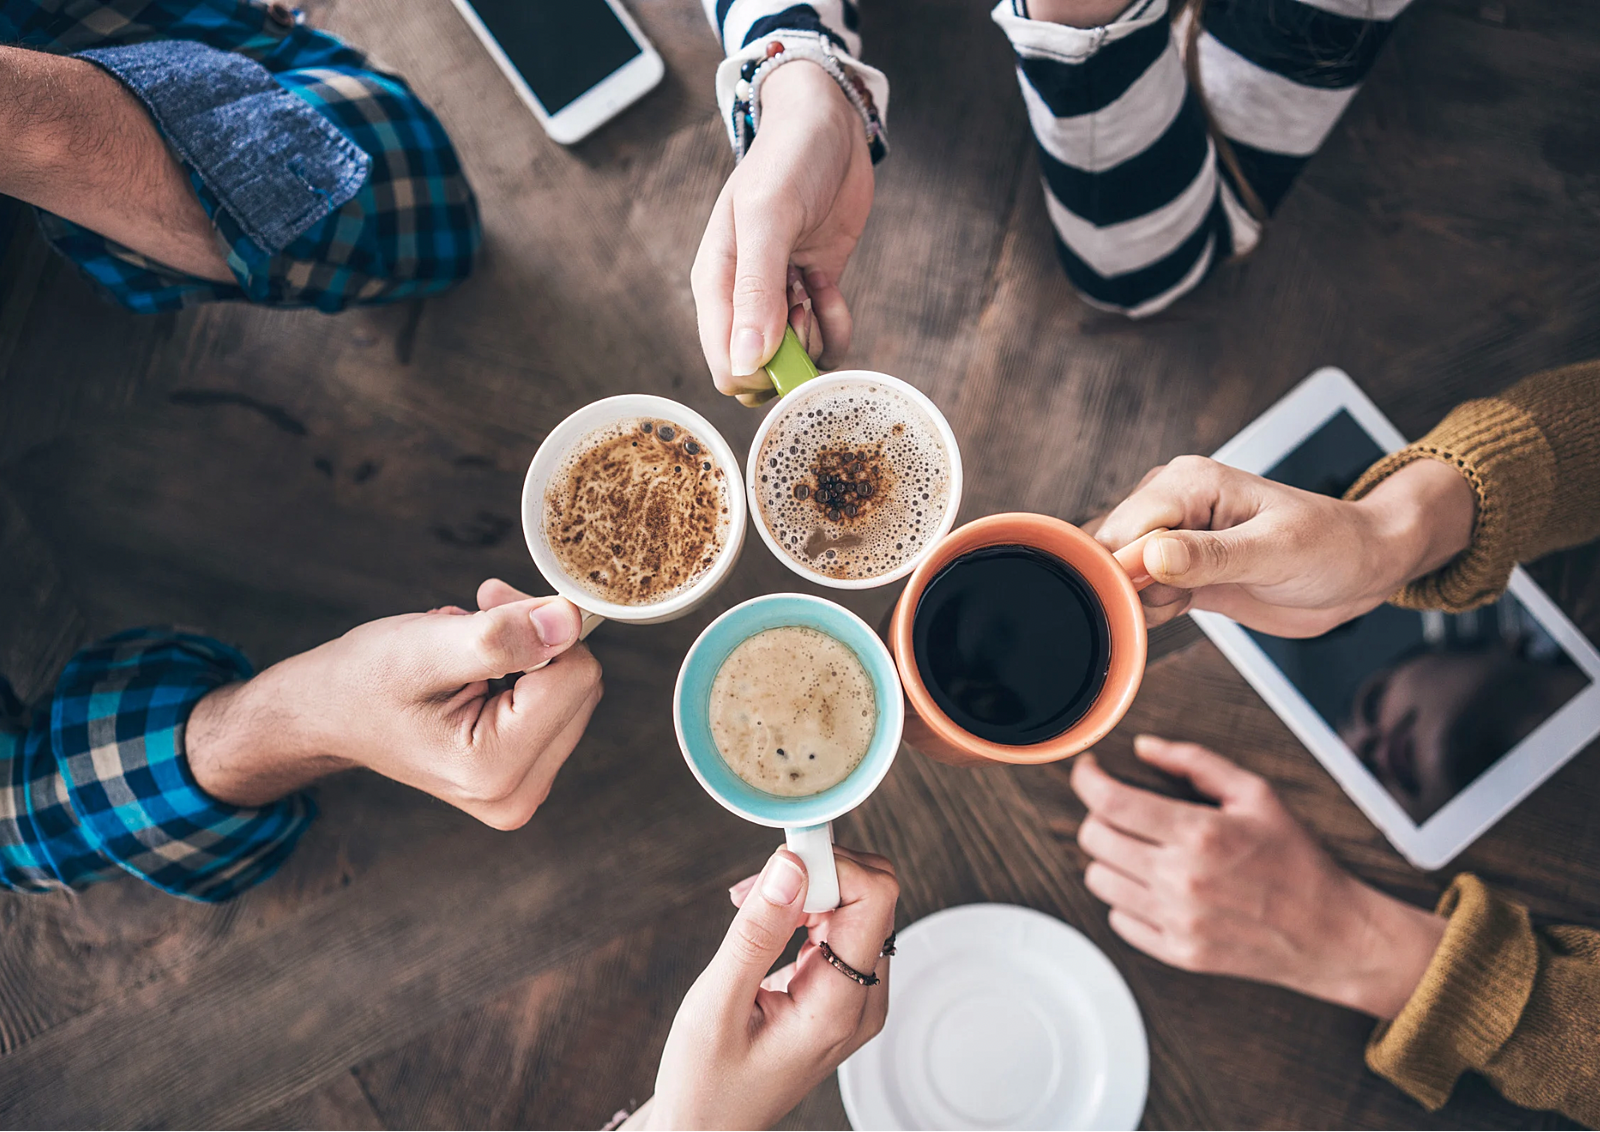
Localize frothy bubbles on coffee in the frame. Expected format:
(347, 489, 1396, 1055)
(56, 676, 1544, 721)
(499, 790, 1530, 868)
(543, 417, 730, 607)
(709, 626, 876, 797)
(755, 382, 950, 581)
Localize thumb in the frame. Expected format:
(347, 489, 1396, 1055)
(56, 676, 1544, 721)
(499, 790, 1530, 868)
(728, 200, 798, 380)
(417, 596, 583, 686)
(700, 848, 809, 1016)
(1142, 525, 1272, 591)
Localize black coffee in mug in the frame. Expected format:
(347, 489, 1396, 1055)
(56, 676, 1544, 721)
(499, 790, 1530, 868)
(910, 545, 1111, 745)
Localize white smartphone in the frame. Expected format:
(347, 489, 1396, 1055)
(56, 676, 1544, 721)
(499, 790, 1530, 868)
(1192, 367, 1600, 870)
(451, 0, 665, 145)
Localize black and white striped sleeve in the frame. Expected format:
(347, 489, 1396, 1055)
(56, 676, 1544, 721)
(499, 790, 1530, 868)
(993, 0, 1413, 318)
(703, 1, 889, 162)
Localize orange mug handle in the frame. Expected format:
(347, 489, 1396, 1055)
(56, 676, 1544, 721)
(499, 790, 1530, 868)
(1111, 528, 1168, 593)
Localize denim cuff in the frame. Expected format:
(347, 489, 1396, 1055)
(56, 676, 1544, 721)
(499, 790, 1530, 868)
(75, 39, 371, 254)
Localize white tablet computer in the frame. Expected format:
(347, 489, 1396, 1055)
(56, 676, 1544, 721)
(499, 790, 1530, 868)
(1192, 368, 1600, 870)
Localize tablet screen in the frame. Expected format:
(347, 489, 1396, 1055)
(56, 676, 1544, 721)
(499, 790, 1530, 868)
(1244, 410, 1593, 822)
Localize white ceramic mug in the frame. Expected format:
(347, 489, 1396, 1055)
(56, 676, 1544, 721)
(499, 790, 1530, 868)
(521, 394, 747, 635)
(746, 329, 964, 590)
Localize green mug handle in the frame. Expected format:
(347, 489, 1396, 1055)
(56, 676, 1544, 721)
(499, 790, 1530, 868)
(762, 325, 821, 396)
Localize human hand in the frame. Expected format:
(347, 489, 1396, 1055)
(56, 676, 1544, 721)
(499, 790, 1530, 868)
(187, 578, 603, 828)
(636, 845, 898, 1130)
(1071, 736, 1444, 1018)
(692, 59, 873, 406)
(1092, 455, 1476, 636)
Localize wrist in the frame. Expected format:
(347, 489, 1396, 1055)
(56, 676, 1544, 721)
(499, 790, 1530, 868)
(1311, 878, 1447, 1018)
(758, 57, 859, 138)
(1353, 458, 1476, 598)
(186, 652, 352, 807)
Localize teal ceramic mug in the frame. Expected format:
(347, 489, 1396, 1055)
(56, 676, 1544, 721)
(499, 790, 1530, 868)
(674, 593, 904, 912)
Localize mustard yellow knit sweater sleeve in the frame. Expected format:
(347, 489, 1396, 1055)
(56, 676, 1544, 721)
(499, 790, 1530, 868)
(1346, 359, 1600, 611)
(1347, 361, 1600, 1119)
(1366, 875, 1600, 1124)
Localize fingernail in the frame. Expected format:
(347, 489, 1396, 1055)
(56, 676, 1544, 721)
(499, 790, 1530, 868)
(759, 852, 805, 906)
(530, 603, 576, 647)
(730, 327, 767, 377)
(1154, 536, 1189, 578)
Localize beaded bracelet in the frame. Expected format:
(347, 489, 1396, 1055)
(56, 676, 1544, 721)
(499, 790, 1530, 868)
(729, 31, 888, 165)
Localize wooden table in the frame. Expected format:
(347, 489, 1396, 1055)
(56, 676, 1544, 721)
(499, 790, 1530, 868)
(2, 0, 1597, 1127)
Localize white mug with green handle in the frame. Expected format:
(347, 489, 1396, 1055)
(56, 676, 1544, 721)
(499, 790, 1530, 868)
(747, 326, 964, 589)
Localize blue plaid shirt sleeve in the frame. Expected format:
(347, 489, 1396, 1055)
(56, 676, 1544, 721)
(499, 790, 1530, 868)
(0, 630, 314, 902)
(6, 0, 480, 314)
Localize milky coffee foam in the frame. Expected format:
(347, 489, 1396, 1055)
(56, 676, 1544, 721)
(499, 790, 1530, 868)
(754, 381, 951, 581)
(709, 625, 876, 797)
(543, 417, 731, 607)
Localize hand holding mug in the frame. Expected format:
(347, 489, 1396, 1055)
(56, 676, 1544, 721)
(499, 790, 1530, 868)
(1092, 455, 1476, 637)
(188, 578, 603, 830)
(692, 59, 873, 403)
(1071, 736, 1445, 1019)
(632, 846, 898, 1130)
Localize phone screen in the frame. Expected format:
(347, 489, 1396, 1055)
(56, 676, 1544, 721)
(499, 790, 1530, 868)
(467, 0, 644, 114)
(1242, 410, 1591, 823)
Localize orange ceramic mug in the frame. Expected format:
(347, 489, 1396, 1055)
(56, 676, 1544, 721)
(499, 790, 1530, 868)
(887, 513, 1159, 767)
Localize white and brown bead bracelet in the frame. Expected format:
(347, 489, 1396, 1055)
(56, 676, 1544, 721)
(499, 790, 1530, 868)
(728, 31, 887, 164)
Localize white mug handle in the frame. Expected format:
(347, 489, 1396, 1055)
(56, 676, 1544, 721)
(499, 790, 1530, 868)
(786, 821, 839, 913)
(527, 609, 605, 672)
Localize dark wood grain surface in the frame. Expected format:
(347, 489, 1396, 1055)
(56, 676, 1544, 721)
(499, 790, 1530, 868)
(2, 0, 1598, 1127)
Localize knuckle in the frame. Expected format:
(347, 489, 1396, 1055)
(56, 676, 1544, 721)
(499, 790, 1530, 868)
(729, 917, 784, 965)
(1188, 817, 1225, 856)
(857, 850, 896, 875)
(1237, 773, 1272, 807)
(1167, 928, 1208, 969)
(731, 267, 782, 304)
(567, 647, 603, 689)
(1167, 454, 1214, 479)
(471, 614, 520, 677)
(1172, 867, 1208, 900)
(877, 871, 901, 907)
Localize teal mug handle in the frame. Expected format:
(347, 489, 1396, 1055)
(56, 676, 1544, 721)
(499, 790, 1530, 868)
(763, 325, 821, 397)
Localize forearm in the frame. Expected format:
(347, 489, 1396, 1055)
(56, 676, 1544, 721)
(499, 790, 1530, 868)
(1307, 877, 1447, 1019)
(0, 45, 231, 281)
(187, 654, 354, 807)
(1366, 875, 1600, 1124)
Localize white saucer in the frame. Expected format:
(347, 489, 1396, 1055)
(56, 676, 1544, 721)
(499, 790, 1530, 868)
(837, 904, 1148, 1131)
